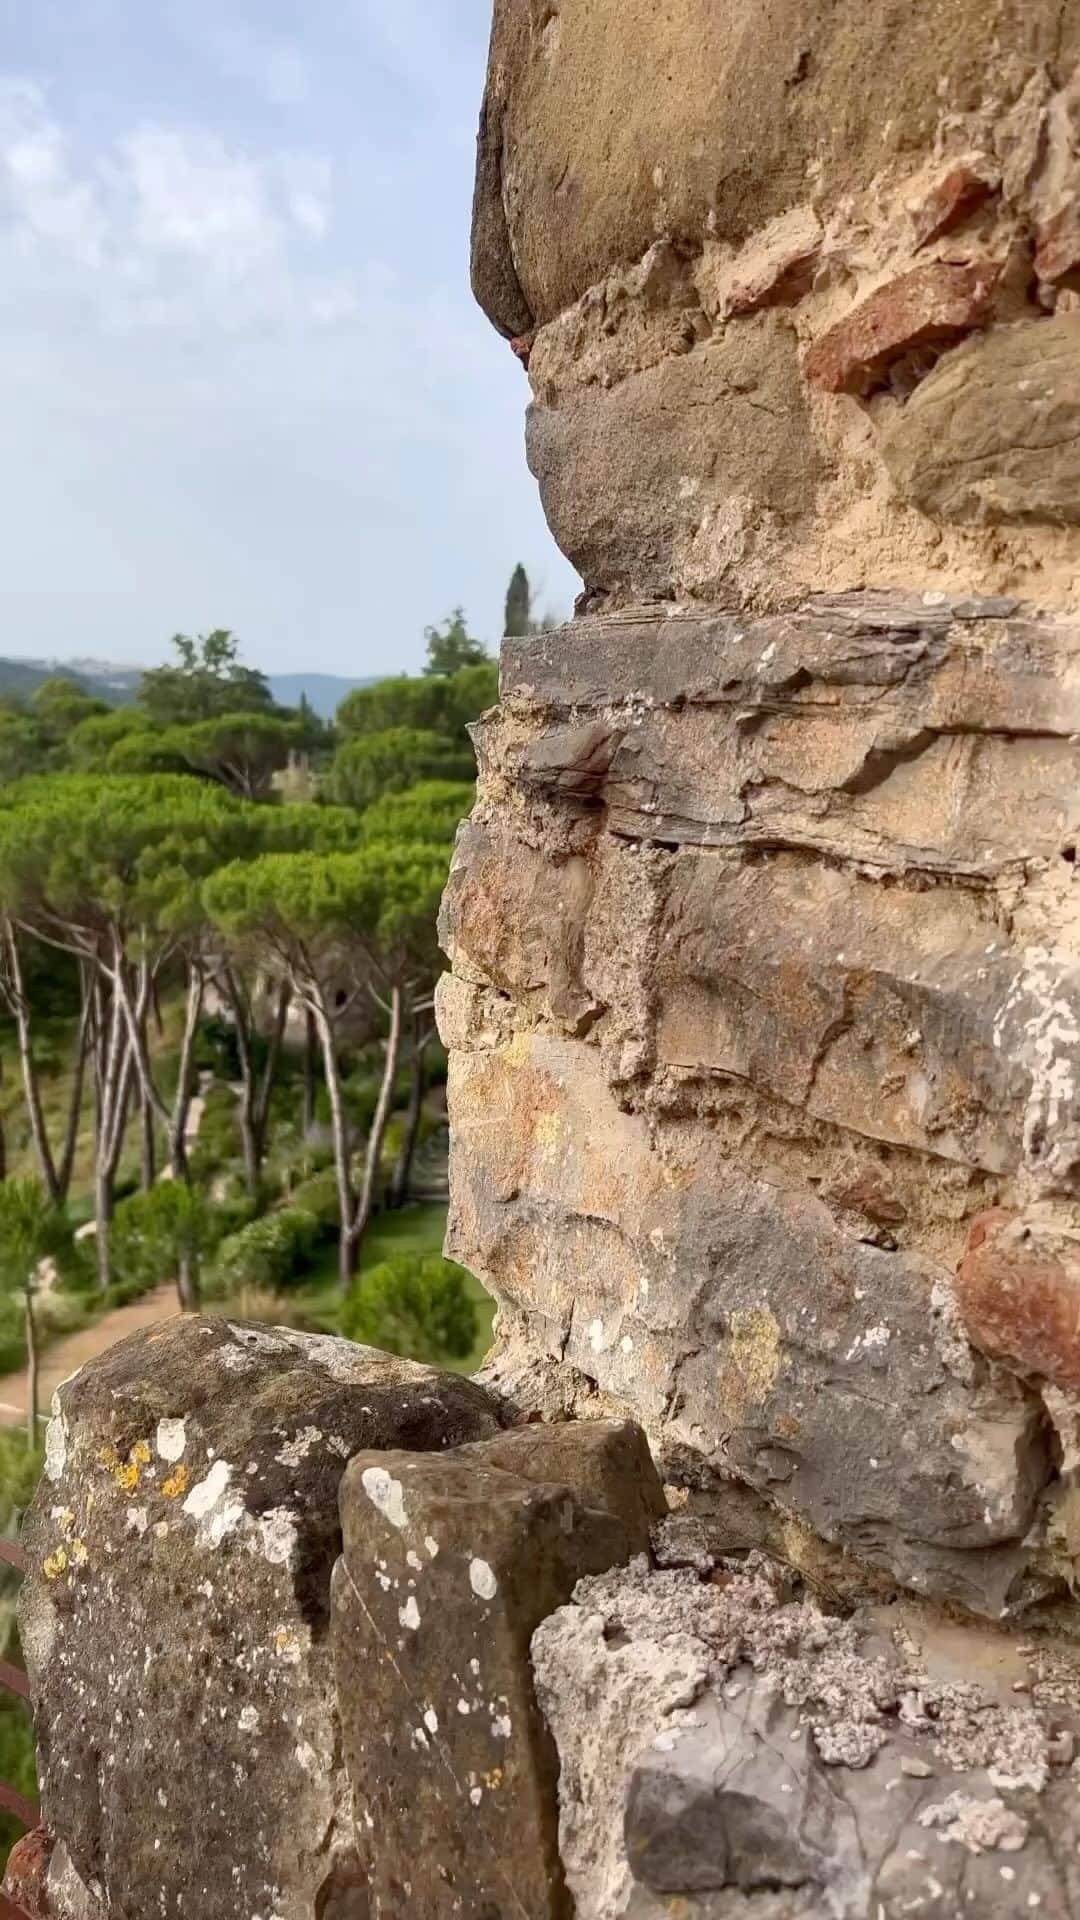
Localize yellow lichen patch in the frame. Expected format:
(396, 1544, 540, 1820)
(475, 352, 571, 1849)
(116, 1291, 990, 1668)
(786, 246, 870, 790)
(502, 1030, 533, 1069)
(97, 1445, 119, 1471)
(719, 1305, 782, 1420)
(114, 1463, 139, 1494)
(161, 1464, 189, 1500)
(43, 1548, 68, 1581)
(69, 1539, 89, 1568)
(535, 1110, 561, 1153)
(131, 1440, 152, 1468)
(53, 1508, 76, 1538)
(481, 1767, 505, 1791)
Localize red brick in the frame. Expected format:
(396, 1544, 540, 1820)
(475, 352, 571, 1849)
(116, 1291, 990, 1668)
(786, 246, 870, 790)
(912, 161, 997, 248)
(804, 260, 998, 396)
(1034, 202, 1080, 288)
(954, 1209, 1080, 1390)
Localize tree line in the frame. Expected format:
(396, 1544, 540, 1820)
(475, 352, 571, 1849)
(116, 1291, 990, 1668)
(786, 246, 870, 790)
(0, 581, 545, 1357)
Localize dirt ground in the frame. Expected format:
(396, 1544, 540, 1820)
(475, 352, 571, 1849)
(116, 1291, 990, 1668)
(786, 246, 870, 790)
(0, 1286, 179, 1426)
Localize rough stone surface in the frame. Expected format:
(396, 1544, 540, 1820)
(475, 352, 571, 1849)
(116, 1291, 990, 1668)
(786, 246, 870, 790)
(19, 1316, 505, 1920)
(532, 1556, 1080, 1919)
(802, 260, 998, 396)
(441, 593, 1080, 1617)
(473, 7, 1080, 608)
(331, 1421, 660, 1917)
(884, 314, 1080, 525)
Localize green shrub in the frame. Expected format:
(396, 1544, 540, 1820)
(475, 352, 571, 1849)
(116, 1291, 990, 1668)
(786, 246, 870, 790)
(110, 1183, 220, 1296)
(287, 1171, 341, 1232)
(342, 1253, 478, 1365)
(214, 1207, 321, 1293)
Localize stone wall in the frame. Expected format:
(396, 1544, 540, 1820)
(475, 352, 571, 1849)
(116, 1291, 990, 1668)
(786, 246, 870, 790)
(445, 0, 1080, 1620)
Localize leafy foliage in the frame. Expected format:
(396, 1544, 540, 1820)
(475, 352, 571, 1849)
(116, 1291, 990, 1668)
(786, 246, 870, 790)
(355, 781, 474, 849)
(335, 663, 497, 741)
(422, 609, 489, 678)
(342, 1252, 478, 1363)
(325, 728, 474, 811)
(110, 1184, 224, 1296)
(139, 631, 274, 728)
(214, 1207, 322, 1292)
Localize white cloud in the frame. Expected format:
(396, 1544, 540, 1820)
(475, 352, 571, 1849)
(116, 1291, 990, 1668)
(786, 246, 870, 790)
(199, 21, 310, 108)
(0, 78, 338, 336)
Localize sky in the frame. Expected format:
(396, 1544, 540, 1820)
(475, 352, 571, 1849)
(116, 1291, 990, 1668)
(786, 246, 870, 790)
(0, 0, 578, 677)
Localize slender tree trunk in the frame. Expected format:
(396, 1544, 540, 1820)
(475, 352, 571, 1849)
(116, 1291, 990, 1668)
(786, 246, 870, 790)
(165, 960, 202, 1182)
(24, 1284, 38, 1446)
(351, 983, 405, 1261)
(312, 998, 357, 1289)
(93, 981, 133, 1293)
(56, 973, 94, 1202)
(225, 968, 289, 1201)
(302, 1008, 318, 1135)
(0, 1053, 7, 1184)
(3, 922, 60, 1203)
(140, 1093, 157, 1192)
(389, 1015, 430, 1209)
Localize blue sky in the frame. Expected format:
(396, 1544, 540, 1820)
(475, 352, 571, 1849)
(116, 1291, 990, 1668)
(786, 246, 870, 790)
(0, 0, 577, 676)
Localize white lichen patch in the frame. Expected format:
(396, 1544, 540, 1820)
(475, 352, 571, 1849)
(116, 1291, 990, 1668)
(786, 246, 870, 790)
(156, 1418, 187, 1464)
(424, 1535, 440, 1559)
(256, 1508, 299, 1568)
(423, 1707, 439, 1734)
(239, 1706, 260, 1735)
(361, 1466, 409, 1531)
(275, 1427, 322, 1468)
(183, 1460, 245, 1546)
(44, 1413, 68, 1484)
(126, 1507, 149, 1537)
(469, 1558, 498, 1601)
(399, 1597, 421, 1631)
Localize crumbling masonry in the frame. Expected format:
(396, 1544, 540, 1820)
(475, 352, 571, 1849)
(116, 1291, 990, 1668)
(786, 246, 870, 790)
(12, 7, 1080, 1919)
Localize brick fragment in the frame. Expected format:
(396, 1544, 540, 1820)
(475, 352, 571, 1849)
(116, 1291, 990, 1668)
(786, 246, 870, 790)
(804, 260, 998, 396)
(1034, 202, 1080, 289)
(911, 160, 998, 248)
(954, 1210, 1080, 1390)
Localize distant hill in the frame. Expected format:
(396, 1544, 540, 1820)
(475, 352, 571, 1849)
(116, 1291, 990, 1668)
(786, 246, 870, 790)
(268, 673, 376, 720)
(0, 657, 376, 720)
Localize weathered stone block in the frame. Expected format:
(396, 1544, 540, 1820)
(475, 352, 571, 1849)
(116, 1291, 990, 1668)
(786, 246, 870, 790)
(533, 1559, 1080, 1920)
(883, 314, 1080, 524)
(332, 1423, 653, 1917)
(19, 1317, 504, 1920)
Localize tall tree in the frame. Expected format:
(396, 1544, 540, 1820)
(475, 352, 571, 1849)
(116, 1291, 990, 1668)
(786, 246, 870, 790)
(504, 564, 532, 638)
(206, 840, 449, 1286)
(326, 728, 474, 812)
(139, 631, 273, 728)
(336, 663, 497, 742)
(0, 775, 252, 1298)
(0, 1180, 76, 1440)
(422, 610, 489, 678)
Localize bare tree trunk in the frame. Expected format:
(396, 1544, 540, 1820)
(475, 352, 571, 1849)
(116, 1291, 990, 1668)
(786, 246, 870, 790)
(2, 921, 60, 1203)
(56, 970, 94, 1202)
(312, 998, 357, 1289)
(389, 1013, 431, 1209)
(167, 963, 204, 1186)
(140, 1092, 157, 1192)
(224, 968, 290, 1201)
(93, 980, 134, 1293)
(24, 1283, 38, 1446)
(351, 983, 405, 1263)
(302, 1008, 318, 1135)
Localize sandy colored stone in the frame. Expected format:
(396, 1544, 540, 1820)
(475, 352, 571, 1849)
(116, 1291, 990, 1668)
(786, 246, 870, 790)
(472, 0, 1075, 330)
(527, 314, 821, 602)
(883, 313, 1080, 524)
